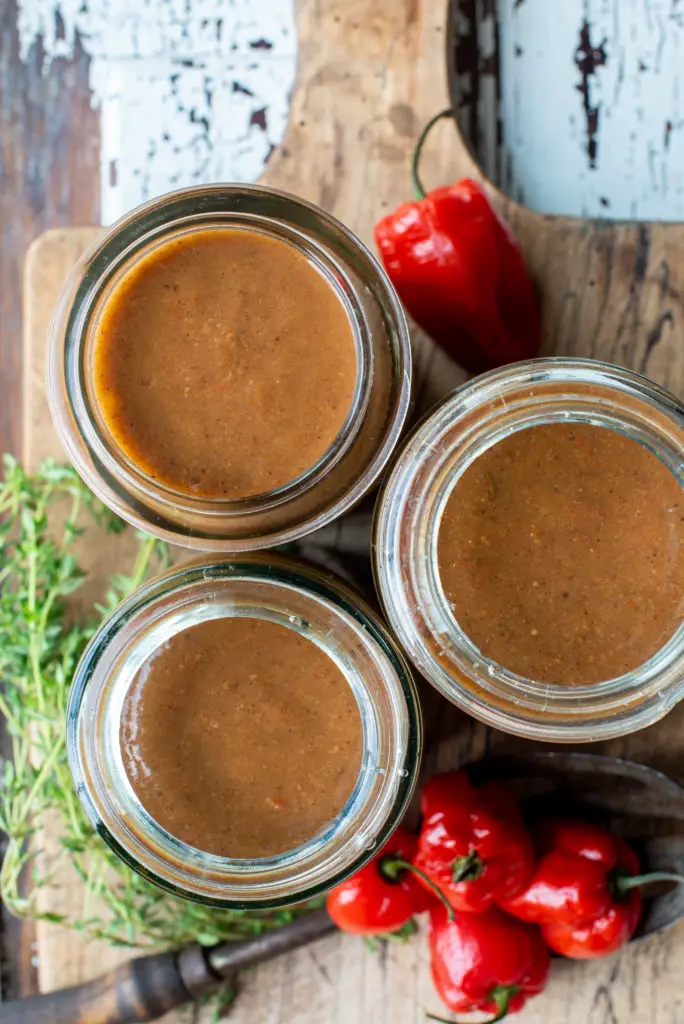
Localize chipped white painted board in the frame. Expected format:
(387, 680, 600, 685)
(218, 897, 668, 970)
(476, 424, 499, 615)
(17, 0, 297, 224)
(497, 0, 684, 220)
(17, 0, 684, 223)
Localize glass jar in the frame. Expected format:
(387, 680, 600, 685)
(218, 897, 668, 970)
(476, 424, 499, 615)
(47, 184, 411, 550)
(67, 553, 421, 907)
(374, 358, 684, 743)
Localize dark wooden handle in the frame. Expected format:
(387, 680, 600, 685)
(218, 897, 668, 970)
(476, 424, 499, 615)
(206, 907, 336, 976)
(0, 949, 194, 1024)
(0, 909, 337, 1024)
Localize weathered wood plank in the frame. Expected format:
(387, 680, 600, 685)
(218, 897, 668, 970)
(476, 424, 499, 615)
(0, 0, 100, 453)
(14, 0, 297, 224)
(450, 0, 684, 220)
(0, 0, 100, 999)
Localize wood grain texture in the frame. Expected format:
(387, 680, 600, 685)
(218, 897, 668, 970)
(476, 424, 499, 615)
(0, 0, 100, 999)
(0, 0, 100, 456)
(21, 0, 684, 1021)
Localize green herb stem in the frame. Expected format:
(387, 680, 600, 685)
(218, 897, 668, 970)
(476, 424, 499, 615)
(0, 456, 316, 961)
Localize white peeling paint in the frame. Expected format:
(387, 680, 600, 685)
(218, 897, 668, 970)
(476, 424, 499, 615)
(17, 0, 297, 224)
(497, 0, 684, 220)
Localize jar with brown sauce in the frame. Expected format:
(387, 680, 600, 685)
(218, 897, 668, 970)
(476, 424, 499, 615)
(374, 359, 684, 742)
(47, 184, 411, 550)
(67, 554, 421, 906)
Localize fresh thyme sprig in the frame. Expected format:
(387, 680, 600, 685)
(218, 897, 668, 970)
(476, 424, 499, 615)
(0, 455, 314, 949)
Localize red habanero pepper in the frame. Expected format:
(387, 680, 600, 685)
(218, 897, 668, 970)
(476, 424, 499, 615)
(540, 902, 643, 961)
(500, 819, 684, 958)
(414, 772, 535, 914)
(373, 109, 541, 375)
(427, 905, 550, 1023)
(325, 825, 445, 936)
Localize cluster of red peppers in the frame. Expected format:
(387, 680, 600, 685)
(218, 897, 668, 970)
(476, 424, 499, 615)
(373, 110, 542, 376)
(326, 771, 684, 1022)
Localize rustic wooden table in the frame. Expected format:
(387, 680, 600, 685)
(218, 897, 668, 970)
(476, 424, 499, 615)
(0, 0, 98, 998)
(4, 0, 684, 1018)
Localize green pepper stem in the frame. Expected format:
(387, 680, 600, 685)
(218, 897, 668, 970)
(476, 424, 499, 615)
(411, 108, 456, 200)
(425, 985, 514, 1024)
(381, 856, 454, 921)
(616, 870, 684, 894)
(489, 986, 514, 1023)
(451, 850, 483, 884)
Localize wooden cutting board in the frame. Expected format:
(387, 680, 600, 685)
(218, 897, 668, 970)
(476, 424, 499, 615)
(22, 1, 684, 1020)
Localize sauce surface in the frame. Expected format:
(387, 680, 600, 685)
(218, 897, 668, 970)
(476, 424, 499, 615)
(120, 616, 363, 858)
(93, 228, 357, 499)
(438, 423, 684, 686)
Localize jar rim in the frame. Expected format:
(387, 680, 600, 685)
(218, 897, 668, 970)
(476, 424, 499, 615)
(67, 554, 422, 907)
(47, 184, 412, 551)
(373, 358, 684, 743)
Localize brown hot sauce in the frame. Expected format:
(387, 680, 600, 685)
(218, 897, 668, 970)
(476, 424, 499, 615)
(120, 617, 363, 858)
(93, 228, 358, 499)
(438, 423, 684, 686)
